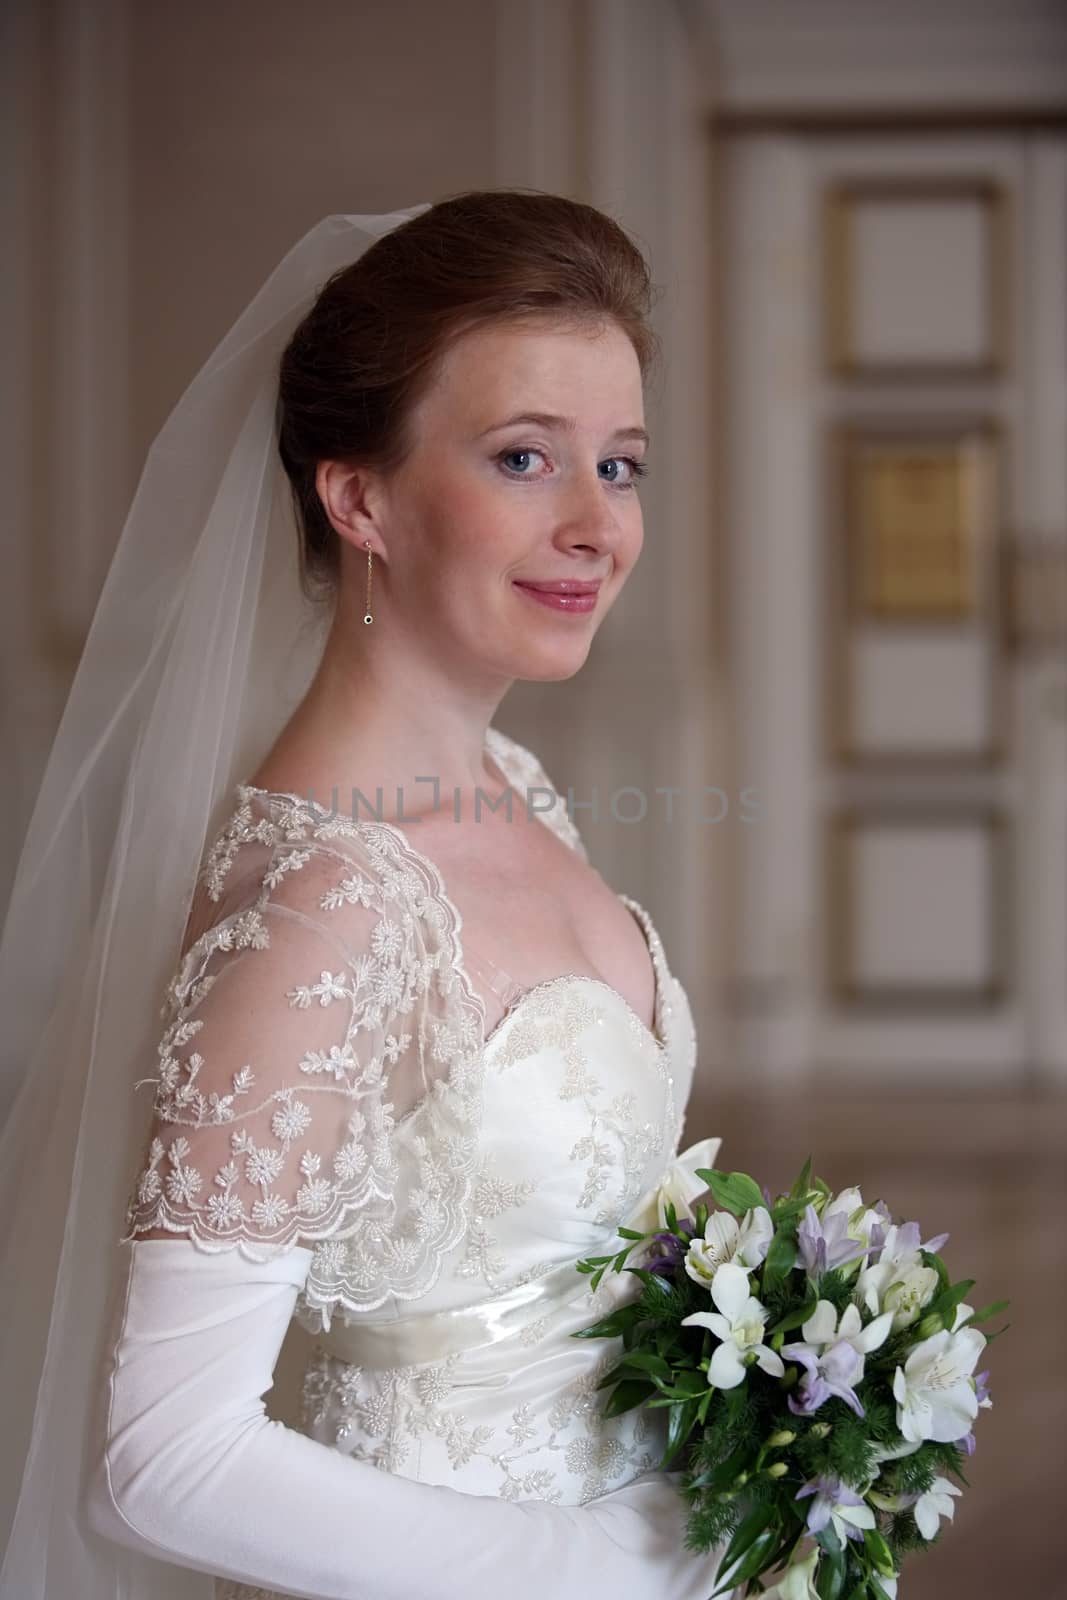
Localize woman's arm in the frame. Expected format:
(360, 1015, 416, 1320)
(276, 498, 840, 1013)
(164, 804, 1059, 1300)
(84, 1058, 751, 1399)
(87, 1239, 723, 1600)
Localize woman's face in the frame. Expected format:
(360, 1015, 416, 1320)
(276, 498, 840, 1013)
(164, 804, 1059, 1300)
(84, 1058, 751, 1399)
(364, 317, 648, 682)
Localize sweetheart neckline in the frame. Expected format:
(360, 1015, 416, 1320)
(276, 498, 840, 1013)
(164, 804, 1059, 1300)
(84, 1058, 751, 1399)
(477, 912, 669, 1056)
(239, 782, 671, 1057)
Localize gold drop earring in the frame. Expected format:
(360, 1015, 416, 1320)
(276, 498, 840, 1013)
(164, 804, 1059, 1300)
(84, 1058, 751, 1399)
(363, 540, 374, 625)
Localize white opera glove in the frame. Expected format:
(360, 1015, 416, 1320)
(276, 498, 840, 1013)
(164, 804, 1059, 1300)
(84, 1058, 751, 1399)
(87, 1239, 725, 1600)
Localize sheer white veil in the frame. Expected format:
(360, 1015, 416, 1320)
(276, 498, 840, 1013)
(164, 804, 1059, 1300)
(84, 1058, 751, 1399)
(0, 202, 432, 1599)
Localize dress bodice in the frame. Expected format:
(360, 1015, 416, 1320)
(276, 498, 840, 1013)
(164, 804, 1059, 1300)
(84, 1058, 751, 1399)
(123, 725, 699, 1555)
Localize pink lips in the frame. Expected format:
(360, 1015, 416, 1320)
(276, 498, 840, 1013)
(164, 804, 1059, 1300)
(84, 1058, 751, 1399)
(513, 580, 601, 614)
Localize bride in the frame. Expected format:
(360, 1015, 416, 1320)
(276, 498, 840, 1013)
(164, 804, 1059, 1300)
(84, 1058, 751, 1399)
(0, 190, 726, 1600)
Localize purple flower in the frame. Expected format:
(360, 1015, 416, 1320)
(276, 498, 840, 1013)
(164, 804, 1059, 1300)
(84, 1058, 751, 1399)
(797, 1203, 866, 1278)
(645, 1228, 689, 1275)
(795, 1476, 869, 1541)
(961, 1367, 992, 1453)
(784, 1337, 866, 1418)
(870, 1217, 950, 1257)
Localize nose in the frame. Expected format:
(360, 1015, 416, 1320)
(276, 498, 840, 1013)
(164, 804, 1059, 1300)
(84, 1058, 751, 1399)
(555, 468, 629, 552)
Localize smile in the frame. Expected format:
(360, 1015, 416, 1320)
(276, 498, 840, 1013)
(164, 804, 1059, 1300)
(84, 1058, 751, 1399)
(512, 581, 600, 614)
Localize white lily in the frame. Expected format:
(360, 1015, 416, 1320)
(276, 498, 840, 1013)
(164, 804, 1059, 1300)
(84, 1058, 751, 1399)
(761, 1548, 820, 1600)
(684, 1204, 774, 1287)
(680, 1261, 784, 1389)
(624, 1135, 722, 1236)
(913, 1474, 961, 1540)
(856, 1256, 939, 1331)
(798, 1297, 895, 1365)
(893, 1324, 986, 1442)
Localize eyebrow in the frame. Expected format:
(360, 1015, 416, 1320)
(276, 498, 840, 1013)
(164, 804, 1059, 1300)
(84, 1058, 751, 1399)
(478, 411, 650, 448)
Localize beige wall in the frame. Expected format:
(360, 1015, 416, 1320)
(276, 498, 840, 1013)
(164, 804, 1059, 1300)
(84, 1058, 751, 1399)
(126, 0, 498, 463)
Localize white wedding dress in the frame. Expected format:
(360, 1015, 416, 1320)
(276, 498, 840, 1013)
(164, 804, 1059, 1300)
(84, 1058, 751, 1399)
(108, 725, 708, 1599)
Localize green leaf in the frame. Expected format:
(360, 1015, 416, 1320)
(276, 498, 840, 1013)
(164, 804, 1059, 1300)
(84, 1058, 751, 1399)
(981, 1320, 1011, 1344)
(714, 1526, 779, 1593)
(697, 1168, 766, 1217)
(816, 1541, 847, 1600)
(608, 1348, 674, 1380)
(602, 1378, 655, 1417)
(762, 1225, 799, 1294)
(616, 1225, 652, 1241)
(862, 1527, 895, 1579)
(928, 1278, 975, 1321)
(687, 1445, 749, 1494)
(920, 1250, 951, 1297)
(769, 1300, 817, 1338)
(661, 1395, 701, 1469)
(963, 1298, 1010, 1325)
(718, 1499, 777, 1582)
(789, 1157, 814, 1200)
(815, 1523, 843, 1559)
(868, 1578, 897, 1600)
(569, 1308, 638, 1340)
(627, 1266, 677, 1298)
(771, 1194, 811, 1223)
(646, 1369, 711, 1405)
(842, 1583, 867, 1600)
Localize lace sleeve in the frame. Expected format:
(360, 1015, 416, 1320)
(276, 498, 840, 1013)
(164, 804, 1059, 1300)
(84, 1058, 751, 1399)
(122, 802, 485, 1266)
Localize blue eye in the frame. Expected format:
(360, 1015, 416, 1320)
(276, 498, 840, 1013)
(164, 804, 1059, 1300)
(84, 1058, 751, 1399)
(599, 456, 649, 489)
(499, 448, 547, 476)
(496, 449, 649, 489)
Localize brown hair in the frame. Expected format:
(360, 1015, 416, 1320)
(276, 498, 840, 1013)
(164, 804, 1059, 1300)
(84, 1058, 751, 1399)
(276, 188, 660, 607)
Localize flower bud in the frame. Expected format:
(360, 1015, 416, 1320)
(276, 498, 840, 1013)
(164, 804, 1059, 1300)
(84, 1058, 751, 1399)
(916, 1312, 943, 1339)
(768, 1429, 796, 1448)
(765, 1462, 789, 1479)
(810, 1422, 831, 1439)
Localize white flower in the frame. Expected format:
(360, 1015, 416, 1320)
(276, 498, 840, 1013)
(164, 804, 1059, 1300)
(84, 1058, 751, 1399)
(761, 1548, 820, 1600)
(893, 1325, 986, 1442)
(680, 1261, 784, 1389)
(828, 1496, 875, 1545)
(869, 1436, 922, 1468)
(913, 1475, 961, 1540)
(684, 1206, 774, 1287)
(797, 1298, 895, 1366)
(857, 1256, 939, 1331)
(823, 1187, 885, 1248)
(624, 1135, 721, 1235)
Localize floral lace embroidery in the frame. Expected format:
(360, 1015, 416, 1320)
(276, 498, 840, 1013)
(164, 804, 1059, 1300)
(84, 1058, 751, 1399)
(123, 791, 491, 1311)
(299, 1272, 664, 1508)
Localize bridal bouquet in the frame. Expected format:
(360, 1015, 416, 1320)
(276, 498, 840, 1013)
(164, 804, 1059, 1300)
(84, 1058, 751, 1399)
(572, 1145, 1005, 1599)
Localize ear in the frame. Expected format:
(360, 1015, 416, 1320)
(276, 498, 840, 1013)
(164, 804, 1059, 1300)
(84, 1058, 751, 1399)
(315, 459, 387, 560)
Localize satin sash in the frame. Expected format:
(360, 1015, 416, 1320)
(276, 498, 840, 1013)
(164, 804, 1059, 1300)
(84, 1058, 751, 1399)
(314, 1136, 721, 1370)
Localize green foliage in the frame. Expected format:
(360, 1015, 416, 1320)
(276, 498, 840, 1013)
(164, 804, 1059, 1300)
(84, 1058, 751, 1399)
(698, 1167, 766, 1217)
(812, 1268, 853, 1317)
